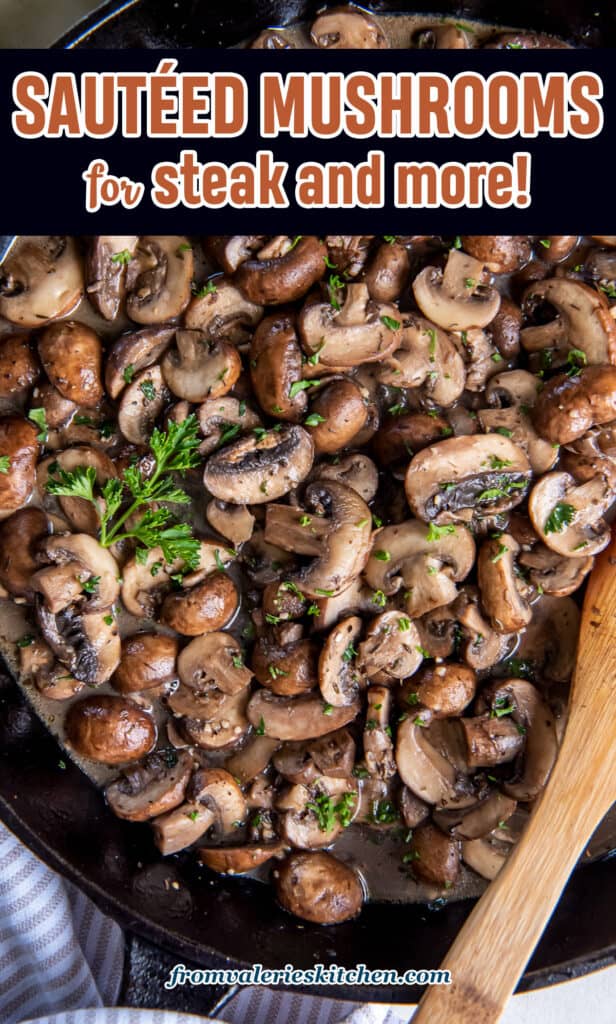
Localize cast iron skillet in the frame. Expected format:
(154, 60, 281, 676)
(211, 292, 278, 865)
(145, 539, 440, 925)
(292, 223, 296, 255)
(0, 1, 615, 1012)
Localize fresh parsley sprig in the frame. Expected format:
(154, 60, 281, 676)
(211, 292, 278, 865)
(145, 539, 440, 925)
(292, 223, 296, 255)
(46, 415, 202, 568)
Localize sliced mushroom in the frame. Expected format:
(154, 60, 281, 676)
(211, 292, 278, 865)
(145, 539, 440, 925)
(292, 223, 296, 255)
(278, 781, 348, 849)
(152, 767, 246, 855)
(378, 316, 466, 406)
(126, 236, 193, 324)
(364, 686, 396, 779)
(479, 369, 558, 475)
(235, 236, 326, 305)
(0, 416, 39, 518)
(197, 396, 261, 456)
(373, 412, 450, 469)
(537, 236, 578, 262)
(181, 688, 250, 750)
(480, 680, 558, 802)
(66, 694, 155, 764)
(365, 242, 410, 303)
(521, 278, 616, 365)
(461, 236, 531, 275)
(105, 325, 176, 399)
(405, 435, 531, 524)
(0, 333, 40, 396)
(477, 533, 532, 633)
(117, 365, 170, 446)
(121, 547, 183, 618)
(36, 533, 120, 611)
(310, 6, 387, 48)
(363, 520, 475, 618)
(40, 446, 117, 535)
(395, 714, 460, 806)
(36, 602, 120, 684)
(453, 587, 514, 671)
(407, 822, 460, 888)
(206, 500, 255, 548)
(112, 633, 178, 694)
(528, 471, 613, 557)
(414, 662, 476, 718)
(319, 615, 364, 706)
(247, 688, 360, 741)
(250, 313, 307, 421)
(225, 734, 281, 784)
(514, 595, 580, 683)
(0, 236, 83, 327)
(299, 283, 400, 367)
(518, 545, 593, 597)
(178, 635, 251, 699)
(488, 296, 522, 360)
(85, 236, 139, 320)
(412, 249, 501, 330)
(199, 842, 286, 875)
(0, 506, 49, 598)
(434, 791, 517, 841)
(184, 277, 263, 344)
(203, 424, 314, 505)
(161, 330, 241, 403)
(532, 365, 616, 445)
(358, 610, 422, 683)
(266, 480, 372, 598)
(206, 236, 267, 275)
(312, 453, 378, 502)
(105, 749, 192, 821)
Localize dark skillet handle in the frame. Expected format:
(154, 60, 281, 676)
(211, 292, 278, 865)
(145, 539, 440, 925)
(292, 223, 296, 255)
(120, 932, 238, 1016)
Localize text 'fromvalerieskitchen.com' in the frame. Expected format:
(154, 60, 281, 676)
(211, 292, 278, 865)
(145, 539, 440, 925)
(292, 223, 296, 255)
(164, 963, 452, 989)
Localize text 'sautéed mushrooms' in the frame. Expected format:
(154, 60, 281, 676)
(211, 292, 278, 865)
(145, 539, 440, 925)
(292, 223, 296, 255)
(0, 237, 83, 327)
(412, 249, 501, 330)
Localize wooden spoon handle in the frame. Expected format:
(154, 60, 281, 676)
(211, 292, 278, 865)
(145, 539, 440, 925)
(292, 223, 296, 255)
(412, 741, 613, 1024)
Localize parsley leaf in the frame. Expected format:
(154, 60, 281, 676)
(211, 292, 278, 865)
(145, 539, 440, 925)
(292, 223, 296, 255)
(544, 502, 576, 535)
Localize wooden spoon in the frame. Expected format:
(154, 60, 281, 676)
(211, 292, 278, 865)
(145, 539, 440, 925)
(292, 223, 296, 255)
(413, 528, 616, 1024)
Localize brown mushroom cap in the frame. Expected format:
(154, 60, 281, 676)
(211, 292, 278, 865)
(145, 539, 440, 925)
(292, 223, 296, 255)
(412, 249, 501, 331)
(365, 242, 410, 303)
(112, 633, 179, 693)
(460, 715, 525, 768)
(252, 636, 318, 696)
(249, 313, 307, 421)
(414, 662, 476, 718)
(247, 688, 360, 741)
(0, 333, 40, 396)
(305, 380, 368, 454)
(203, 424, 314, 505)
(461, 236, 531, 274)
(235, 237, 327, 305)
(160, 571, 238, 636)
(126, 236, 193, 324)
(178, 631, 252, 695)
(274, 850, 364, 925)
(310, 6, 387, 48)
(105, 748, 192, 821)
(66, 694, 156, 764)
(532, 365, 616, 445)
(407, 822, 460, 887)
(319, 615, 364, 706)
(0, 416, 39, 517)
(312, 453, 379, 502)
(199, 842, 286, 875)
(105, 325, 176, 399)
(180, 687, 250, 751)
(0, 236, 83, 327)
(0, 506, 49, 598)
(38, 321, 104, 409)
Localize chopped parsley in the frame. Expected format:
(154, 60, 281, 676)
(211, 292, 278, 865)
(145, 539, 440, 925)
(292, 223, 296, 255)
(289, 379, 321, 400)
(426, 523, 456, 541)
(28, 408, 48, 443)
(544, 502, 575, 535)
(381, 315, 401, 331)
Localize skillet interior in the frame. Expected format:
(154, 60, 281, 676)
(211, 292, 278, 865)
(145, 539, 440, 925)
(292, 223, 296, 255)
(0, 0, 613, 1006)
